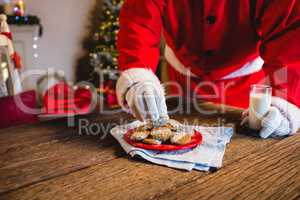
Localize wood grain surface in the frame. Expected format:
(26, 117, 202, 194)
(0, 102, 299, 200)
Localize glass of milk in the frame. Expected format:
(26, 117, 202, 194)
(249, 85, 272, 130)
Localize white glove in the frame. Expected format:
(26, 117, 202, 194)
(116, 68, 169, 122)
(241, 97, 300, 138)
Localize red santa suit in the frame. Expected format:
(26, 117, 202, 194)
(117, 0, 300, 108)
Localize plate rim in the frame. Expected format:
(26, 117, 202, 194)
(124, 129, 203, 151)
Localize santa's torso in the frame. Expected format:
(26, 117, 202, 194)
(117, 0, 300, 108)
(162, 0, 262, 80)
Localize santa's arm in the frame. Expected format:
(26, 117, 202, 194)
(117, 0, 164, 72)
(116, 0, 166, 114)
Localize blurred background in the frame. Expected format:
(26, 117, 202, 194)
(0, 0, 167, 100)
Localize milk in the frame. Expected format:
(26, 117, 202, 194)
(249, 93, 271, 130)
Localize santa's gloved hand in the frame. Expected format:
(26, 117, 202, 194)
(116, 68, 169, 122)
(241, 97, 300, 138)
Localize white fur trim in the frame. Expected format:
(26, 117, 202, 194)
(116, 68, 163, 109)
(222, 57, 264, 79)
(164, 45, 197, 77)
(164, 44, 264, 79)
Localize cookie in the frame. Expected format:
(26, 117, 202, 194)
(170, 133, 192, 145)
(136, 123, 153, 131)
(150, 127, 174, 142)
(143, 138, 162, 145)
(130, 130, 150, 141)
(164, 119, 181, 132)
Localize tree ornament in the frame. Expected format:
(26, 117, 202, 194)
(77, 0, 124, 108)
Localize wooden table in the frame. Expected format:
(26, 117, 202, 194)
(0, 102, 300, 200)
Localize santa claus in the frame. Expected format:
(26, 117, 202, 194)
(116, 0, 300, 138)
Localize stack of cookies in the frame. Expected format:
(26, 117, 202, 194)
(130, 120, 193, 145)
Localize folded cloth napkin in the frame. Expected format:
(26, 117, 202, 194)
(110, 121, 234, 172)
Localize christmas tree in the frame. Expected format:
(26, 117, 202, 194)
(76, 0, 124, 108)
(77, 0, 167, 108)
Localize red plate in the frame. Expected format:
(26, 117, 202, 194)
(124, 129, 203, 151)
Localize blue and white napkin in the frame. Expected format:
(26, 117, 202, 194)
(110, 121, 233, 171)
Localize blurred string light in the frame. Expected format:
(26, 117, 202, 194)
(2, 1, 41, 69)
(32, 34, 39, 60)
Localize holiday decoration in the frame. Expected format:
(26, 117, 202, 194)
(0, 1, 42, 36)
(36, 71, 96, 118)
(13, 0, 25, 16)
(77, 0, 123, 108)
(36, 72, 66, 105)
(6, 15, 43, 37)
(0, 14, 22, 94)
(2, 0, 14, 15)
(0, 13, 37, 129)
(7, 14, 39, 25)
(39, 82, 94, 118)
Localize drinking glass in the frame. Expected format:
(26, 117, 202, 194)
(249, 85, 272, 130)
